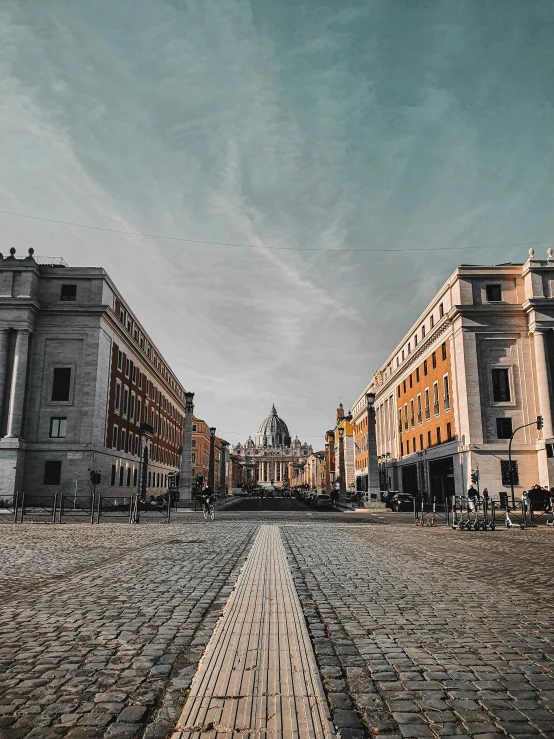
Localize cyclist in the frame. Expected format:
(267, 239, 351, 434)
(200, 484, 216, 520)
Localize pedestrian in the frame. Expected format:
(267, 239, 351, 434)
(467, 484, 479, 512)
(482, 487, 489, 500)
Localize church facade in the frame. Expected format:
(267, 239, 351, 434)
(231, 405, 313, 489)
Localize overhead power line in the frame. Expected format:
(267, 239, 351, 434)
(0, 207, 552, 254)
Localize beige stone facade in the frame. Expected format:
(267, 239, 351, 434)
(351, 251, 554, 500)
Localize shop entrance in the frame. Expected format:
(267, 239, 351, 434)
(429, 457, 455, 504)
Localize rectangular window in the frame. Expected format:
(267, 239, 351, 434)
(148, 471, 152, 487)
(60, 284, 77, 301)
(439, 303, 444, 318)
(417, 394, 422, 425)
(111, 465, 116, 486)
(119, 309, 126, 324)
(138, 372, 143, 390)
(416, 367, 420, 382)
(430, 315, 434, 328)
(125, 358, 130, 378)
(442, 342, 447, 361)
(427, 430, 432, 446)
(192, 424, 197, 432)
(423, 360, 428, 376)
(492, 368, 511, 402)
(496, 418, 513, 439)
(410, 399, 415, 428)
(115, 381, 121, 412)
(112, 424, 118, 449)
(406, 439, 410, 454)
(486, 284, 502, 302)
(425, 388, 430, 421)
(403, 380, 406, 393)
(400, 441, 403, 456)
(409, 374, 413, 388)
(51, 368, 72, 402)
(446, 422, 452, 440)
(123, 387, 129, 416)
(126, 467, 131, 486)
(398, 408, 402, 433)
(404, 403, 408, 431)
(432, 351, 437, 369)
(128, 433, 133, 454)
(420, 434, 424, 450)
(191, 453, 196, 464)
(443, 375, 451, 411)
(44, 460, 62, 485)
(49, 417, 67, 438)
(433, 382, 440, 416)
(501, 460, 519, 486)
(437, 426, 441, 444)
(121, 429, 126, 452)
(130, 392, 135, 421)
(119, 467, 124, 486)
(134, 436, 139, 456)
(133, 468, 138, 486)
(117, 350, 123, 371)
(137, 398, 141, 424)
(132, 366, 137, 384)
(397, 386, 401, 398)
(422, 324, 426, 338)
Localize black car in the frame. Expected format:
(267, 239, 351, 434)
(388, 493, 414, 512)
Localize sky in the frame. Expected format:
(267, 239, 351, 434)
(1, 0, 554, 448)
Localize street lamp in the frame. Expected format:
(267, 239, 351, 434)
(338, 426, 347, 502)
(208, 426, 216, 491)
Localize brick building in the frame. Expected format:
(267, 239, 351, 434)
(351, 250, 554, 501)
(0, 250, 186, 501)
(191, 416, 229, 494)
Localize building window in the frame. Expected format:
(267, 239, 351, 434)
(112, 424, 118, 449)
(430, 315, 434, 328)
(398, 409, 402, 433)
(417, 394, 422, 425)
(406, 439, 410, 454)
(422, 324, 426, 338)
(192, 424, 197, 432)
(496, 418, 513, 439)
(136, 398, 141, 424)
(123, 387, 129, 416)
(427, 430, 432, 447)
(117, 350, 123, 371)
(397, 386, 400, 398)
(133, 468, 138, 486)
(119, 309, 126, 324)
(121, 429, 126, 452)
(125, 358, 130, 378)
(126, 467, 131, 486)
(51, 367, 72, 402)
(425, 388, 430, 421)
(115, 381, 121, 412)
(420, 434, 424, 450)
(416, 367, 420, 382)
(433, 382, 440, 415)
(439, 303, 444, 318)
(60, 284, 77, 302)
(400, 441, 403, 456)
(404, 403, 408, 431)
(44, 460, 62, 485)
(134, 436, 140, 456)
(191, 453, 196, 464)
(442, 342, 447, 361)
(432, 351, 437, 369)
(423, 360, 428, 376)
(119, 467, 124, 486)
(403, 380, 406, 393)
(138, 371, 143, 390)
(443, 374, 450, 411)
(501, 460, 519, 486)
(132, 366, 137, 384)
(191, 439, 196, 447)
(49, 417, 67, 438)
(130, 392, 135, 421)
(148, 471, 152, 487)
(410, 399, 415, 428)
(111, 465, 116, 486)
(409, 374, 413, 388)
(436, 427, 441, 444)
(446, 422, 452, 440)
(486, 284, 502, 302)
(492, 368, 511, 402)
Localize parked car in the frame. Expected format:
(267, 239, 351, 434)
(388, 493, 414, 512)
(313, 494, 333, 510)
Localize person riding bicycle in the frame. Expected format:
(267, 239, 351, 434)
(200, 484, 216, 514)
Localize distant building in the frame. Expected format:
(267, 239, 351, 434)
(333, 403, 355, 492)
(351, 250, 554, 500)
(232, 404, 312, 488)
(191, 416, 229, 493)
(0, 249, 185, 501)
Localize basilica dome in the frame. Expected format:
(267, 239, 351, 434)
(256, 404, 291, 448)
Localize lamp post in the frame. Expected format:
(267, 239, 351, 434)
(208, 427, 216, 491)
(338, 426, 347, 502)
(366, 391, 380, 502)
(324, 443, 331, 493)
(179, 391, 195, 502)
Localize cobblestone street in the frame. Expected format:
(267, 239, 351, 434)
(0, 518, 553, 739)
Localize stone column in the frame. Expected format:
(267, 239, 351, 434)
(0, 329, 10, 435)
(6, 329, 30, 439)
(367, 403, 380, 501)
(178, 392, 194, 501)
(219, 441, 227, 496)
(534, 331, 554, 438)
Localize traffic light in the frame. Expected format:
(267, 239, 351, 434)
(471, 471, 479, 485)
(89, 470, 102, 485)
(537, 415, 544, 430)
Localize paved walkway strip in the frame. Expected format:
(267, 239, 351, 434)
(173, 524, 335, 739)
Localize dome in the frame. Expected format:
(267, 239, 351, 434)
(256, 404, 291, 448)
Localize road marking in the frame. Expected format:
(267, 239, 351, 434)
(173, 524, 335, 739)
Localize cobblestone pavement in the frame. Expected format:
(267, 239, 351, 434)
(283, 524, 554, 739)
(0, 522, 257, 739)
(2, 519, 554, 739)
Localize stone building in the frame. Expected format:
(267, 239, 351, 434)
(191, 416, 229, 494)
(232, 404, 312, 489)
(0, 250, 186, 501)
(351, 250, 554, 501)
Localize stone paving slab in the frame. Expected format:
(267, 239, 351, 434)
(172, 525, 335, 739)
(282, 524, 554, 739)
